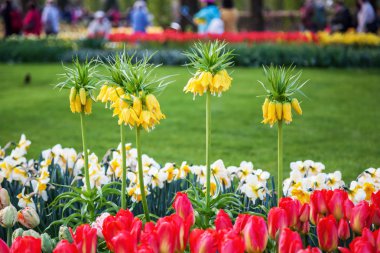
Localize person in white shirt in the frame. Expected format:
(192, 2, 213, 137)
(357, 0, 377, 33)
(42, 0, 59, 35)
(87, 11, 112, 39)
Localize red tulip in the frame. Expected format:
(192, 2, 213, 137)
(297, 246, 322, 253)
(328, 190, 353, 221)
(338, 218, 351, 241)
(156, 216, 178, 253)
(242, 215, 268, 253)
(267, 207, 288, 240)
(10, 236, 41, 253)
(298, 221, 310, 235)
(215, 210, 233, 231)
(279, 197, 301, 228)
(310, 190, 329, 224)
(189, 229, 218, 253)
(278, 228, 303, 253)
(74, 224, 97, 253)
(299, 203, 310, 223)
(218, 230, 245, 253)
(317, 215, 338, 252)
(0, 239, 9, 253)
(348, 237, 375, 253)
(233, 214, 250, 234)
(350, 201, 372, 235)
(173, 192, 195, 226)
(53, 240, 79, 253)
(371, 191, 380, 226)
(137, 245, 155, 253)
(111, 231, 138, 253)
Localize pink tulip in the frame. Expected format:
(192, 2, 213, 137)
(215, 210, 233, 231)
(279, 197, 301, 228)
(267, 207, 288, 240)
(173, 192, 195, 226)
(338, 218, 351, 241)
(233, 214, 250, 234)
(74, 224, 97, 253)
(350, 201, 372, 235)
(328, 190, 353, 221)
(218, 230, 245, 253)
(242, 215, 268, 253)
(278, 228, 303, 253)
(189, 229, 218, 253)
(317, 215, 338, 252)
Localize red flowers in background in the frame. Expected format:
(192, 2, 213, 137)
(108, 31, 316, 44)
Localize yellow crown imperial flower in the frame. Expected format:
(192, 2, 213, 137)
(84, 97, 92, 115)
(69, 87, 76, 102)
(291, 98, 303, 115)
(79, 88, 87, 105)
(183, 41, 234, 98)
(74, 94, 82, 113)
(283, 102, 292, 124)
(276, 101, 283, 120)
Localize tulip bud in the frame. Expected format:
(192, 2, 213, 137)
(299, 204, 310, 223)
(291, 98, 302, 115)
(41, 233, 54, 253)
(278, 228, 303, 253)
(22, 229, 40, 238)
(0, 188, 10, 209)
(12, 228, 24, 242)
(317, 215, 338, 252)
(59, 226, 74, 243)
(243, 216, 268, 253)
(0, 205, 17, 228)
(350, 201, 371, 235)
(275, 101, 283, 120)
(338, 219, 350, 241)
(268, 207, 288, 240)
(79, 88, 87, 105)
(18, 207, 40, 229)
(215, 209, 233, 231)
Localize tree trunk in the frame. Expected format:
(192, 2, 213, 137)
(250, 0, 264, 31)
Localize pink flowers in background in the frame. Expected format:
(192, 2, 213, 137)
(108, 31, 316, 44)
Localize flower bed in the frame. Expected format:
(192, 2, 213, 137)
(1, 42, 379, 252)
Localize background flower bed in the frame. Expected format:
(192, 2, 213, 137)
(0, 65, 379, 182)
(1, 38, 380, 68)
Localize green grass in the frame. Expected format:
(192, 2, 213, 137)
(0, 64, 379, 182)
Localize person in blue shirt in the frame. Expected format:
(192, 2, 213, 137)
(194, 0, 221, 34)
(131, 0, 150, 33)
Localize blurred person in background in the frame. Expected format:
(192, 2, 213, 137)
(357, 0, 377, 33)
(314, 0, 327, 31)
(131, 0, 150, 33)
(300, 0, 316, 31)
(220, 0, 238, 32)
(42, 0, 59, 35)
(331, 0, 352, 33)
(87, 11, 111, 38)
(108, 4, 121, 27)
(23, 1, 42, 36)
(194, 0, 223, 34)
(1, 0, 22, 37)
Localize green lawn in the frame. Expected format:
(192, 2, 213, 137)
(0, 64, 379, 182)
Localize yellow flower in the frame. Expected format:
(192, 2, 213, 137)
(69, 99, 76, 113)
(276, 101, 283, 120)
(262, 98, 269, 120)
(211, 69, 232, 94)
(283, 102, 292, 124)
(69, 87, 76, 102)
(198, 71, 213, 89)
(97, 85, 108, 101)
(133, 97, 142, 117)
(291, 98, 302, 115)
(84, 97, 92, 115)
(79, 88, 86, 105)
(267, 101, 277, 126)
(140, 110, 158, 131)
(74, 94, 82, 113)
(184, 77, 205, 96)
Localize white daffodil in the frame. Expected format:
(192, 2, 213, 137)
(240, 174, 265, 203)
(349, 181, 366, 203)
(326, 171, 344, 189)
(87, 163, 109, 189)
(148, 167, 168, 189)
(290, 161, 307, 176)
(17, 192, 36, 209)
(12, 167, 28, 184)
(162, 163, 178, 183)
(238, 161, 254, 181)
(254, 169, 270, 184)
(177, 161, 191, 179)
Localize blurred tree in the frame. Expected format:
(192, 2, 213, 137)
(147, 0, 172, 27)
(251, 0, 264, 30)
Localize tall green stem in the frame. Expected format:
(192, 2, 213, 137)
(205, 91, 211, 209)
(120, 125, 127, 209)
(136, 127, 150, 221)
(80, 111, 91, 192)
(6, 227, 11, 246)
(277, 120, 283, 205)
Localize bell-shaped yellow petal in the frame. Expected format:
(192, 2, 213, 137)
(275, 101, 283, 120)
(283, 102, 292, 124)
(291, 98, 303, 115)
(79, 88, 87, 105)
(84, 97, 92, 115)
